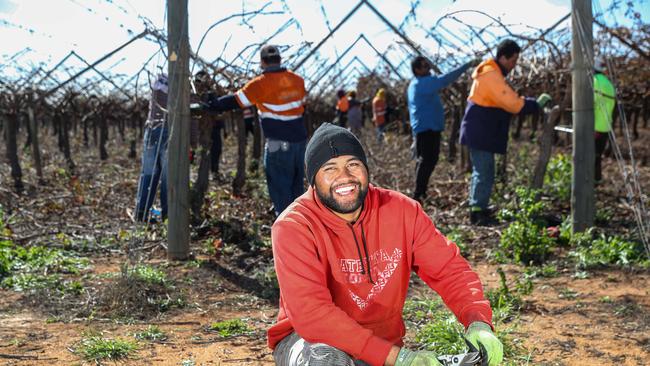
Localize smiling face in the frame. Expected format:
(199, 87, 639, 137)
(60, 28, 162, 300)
(314, 155, 369, 221)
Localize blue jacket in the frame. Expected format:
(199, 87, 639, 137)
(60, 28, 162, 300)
(459, 59, 538, 154)
(407, 62, 471, 134)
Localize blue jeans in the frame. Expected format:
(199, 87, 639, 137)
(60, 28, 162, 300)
(469, 148, 495, 210)
(135, 125, 168, 221)
(375, 125, 386, 143)
(264, 139, 306, 216)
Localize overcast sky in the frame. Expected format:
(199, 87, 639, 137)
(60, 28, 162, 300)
(1, 0, 647, 90)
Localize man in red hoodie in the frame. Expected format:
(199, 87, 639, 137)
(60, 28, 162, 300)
(269, 123, 503, 366)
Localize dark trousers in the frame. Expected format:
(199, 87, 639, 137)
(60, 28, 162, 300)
(595, 132, 608, 181)
(211, 124, 223, 175)
(413, 130, 441, 200)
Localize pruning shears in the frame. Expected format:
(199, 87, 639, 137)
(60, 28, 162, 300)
(436, 338, 487, 366)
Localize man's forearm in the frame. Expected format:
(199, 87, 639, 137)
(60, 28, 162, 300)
(205, 94, 241, 112)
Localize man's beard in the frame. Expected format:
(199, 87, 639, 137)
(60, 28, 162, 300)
(316, 181, 368, 214)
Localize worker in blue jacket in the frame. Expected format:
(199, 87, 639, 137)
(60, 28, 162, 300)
(407, 56, 479, 203)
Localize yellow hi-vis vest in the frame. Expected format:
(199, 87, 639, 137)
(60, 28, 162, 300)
(594, 73, 616, 133)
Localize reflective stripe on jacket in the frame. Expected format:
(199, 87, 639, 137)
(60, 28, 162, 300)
(234, 68, 306, 142)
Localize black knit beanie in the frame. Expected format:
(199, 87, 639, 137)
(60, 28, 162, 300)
(305, 123, 368, 186)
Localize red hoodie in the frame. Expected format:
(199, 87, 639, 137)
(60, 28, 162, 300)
(267, 185, 492, 366)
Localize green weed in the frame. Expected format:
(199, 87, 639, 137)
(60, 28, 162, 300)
(403, 297, 466, 354)
(402, 293, 526, 362)
(74, 333, 138, 362)
(0, 242, 88, 279)
(544, 153, 572, 201)
(498, 188, 557, 265)
(130, 264, 168, 286)
(0, 228, 88, 296)
(415, 313, 466, 354)
(2, 273, 84, 294)
(500, 220, 556, 265)
(486, 268, 531, 324)
(524, 264, 559, 279)
(208, 318, 251, 337)
(558, 288, 578, 300)
(569, 233, 647, 268)
(134, 325, 167, 342)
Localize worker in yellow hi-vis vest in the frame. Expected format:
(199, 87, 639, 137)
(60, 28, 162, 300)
(593, 57, 616, 183)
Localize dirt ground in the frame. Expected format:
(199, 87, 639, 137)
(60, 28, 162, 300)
(1, 258, 647, 365)
(1, 123, 649, 365)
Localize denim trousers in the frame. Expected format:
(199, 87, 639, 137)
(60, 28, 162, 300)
(469, 148, 495, 210)
(375, 124, 386, 142)
(264, 139, 306, 216)
(135, 125, 168, 221)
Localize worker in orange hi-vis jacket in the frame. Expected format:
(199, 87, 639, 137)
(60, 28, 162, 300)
(372, 88, 387, 142)
(335, 89, 349, 128)
(196, 45, 307, 216)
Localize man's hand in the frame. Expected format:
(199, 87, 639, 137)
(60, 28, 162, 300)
(465, 322, 503, 366)
(536, 93, 552, 108)
(394, 348, 442, 366)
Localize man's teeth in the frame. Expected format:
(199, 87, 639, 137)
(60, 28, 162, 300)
(335, 185, 355, 195)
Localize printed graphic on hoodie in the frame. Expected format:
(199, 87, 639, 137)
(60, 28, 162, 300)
(340, 248, 403, 310)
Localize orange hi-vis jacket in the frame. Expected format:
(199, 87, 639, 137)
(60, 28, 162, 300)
(467, 58, 525, 113)
(337, 95, 350, 113)
(234, 67, 307, 142)
(372, 97, 386, 126)
(460, 58, 538, 154)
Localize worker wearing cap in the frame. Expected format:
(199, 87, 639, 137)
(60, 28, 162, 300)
(197, 45, 307, 216)
(593, 57, 616, 183)
(460, 39, 551, 225)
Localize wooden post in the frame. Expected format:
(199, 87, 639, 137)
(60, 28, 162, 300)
(4, 105, 23, 193)
(27, 92, 43, 184)
(571, 0, 595, 232)
(233, 113, 247, 196)
(532, 107, 561, 189)
(167, 0, 190, 260)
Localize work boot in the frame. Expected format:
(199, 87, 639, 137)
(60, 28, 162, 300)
(469, 207, 497, 226)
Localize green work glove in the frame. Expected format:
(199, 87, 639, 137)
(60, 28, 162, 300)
(465, 322, 503, 366)
(395, 348, 442, 366)
(536, 93, 552, 108)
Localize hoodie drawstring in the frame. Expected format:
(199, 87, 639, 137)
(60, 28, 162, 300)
(360, 223, 374, 284)
(347, 222, 374, 284)
(348, 223, 366, 276)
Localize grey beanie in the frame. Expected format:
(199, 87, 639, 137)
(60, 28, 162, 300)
(304, 123, 368, 185)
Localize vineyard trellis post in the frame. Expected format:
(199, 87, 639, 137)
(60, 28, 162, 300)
(571, 0, 595, 232)
(167, 0, 190, 260)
